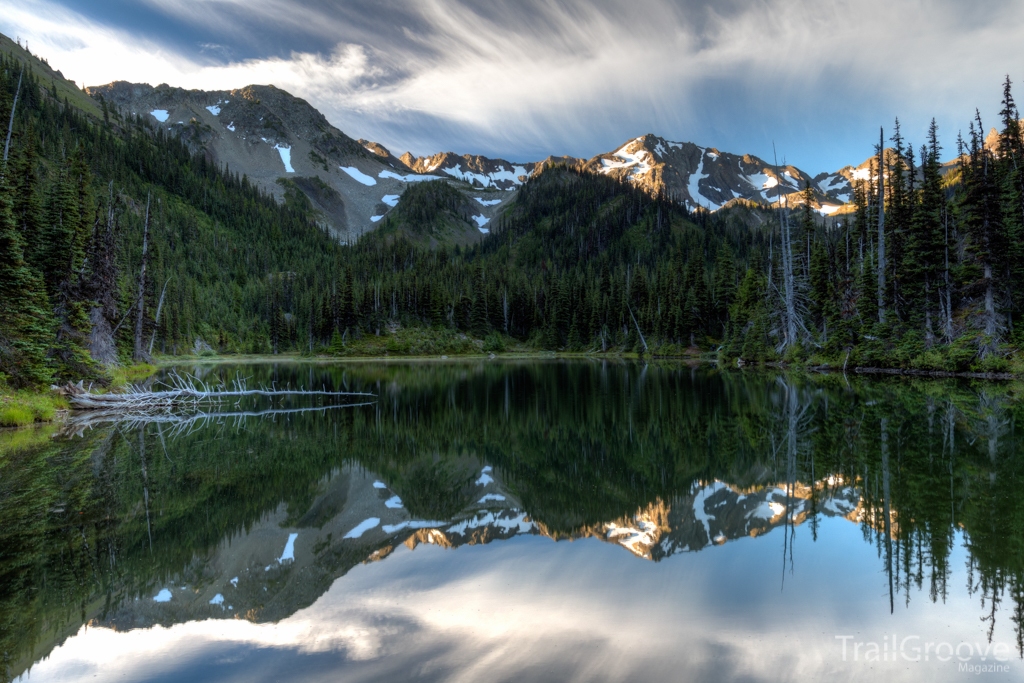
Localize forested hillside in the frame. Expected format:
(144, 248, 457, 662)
(3, 34, 1024, 387)
(0, 44, 346, 387)
(300, 78, 1024, 374)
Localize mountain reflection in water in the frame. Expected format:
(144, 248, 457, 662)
(2, 361, 1023, 682)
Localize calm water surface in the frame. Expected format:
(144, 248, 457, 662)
(2, 360, 1023, 682)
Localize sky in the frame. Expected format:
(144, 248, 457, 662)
(3, 0, 1023, 174)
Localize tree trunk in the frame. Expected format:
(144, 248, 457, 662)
(984, 262, 996, 337)
(2, 68, 23, 165)
(148, 278, 169, 355)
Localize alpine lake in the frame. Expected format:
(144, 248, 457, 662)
(3, 359, 1024, 682)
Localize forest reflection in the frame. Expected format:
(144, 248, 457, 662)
(2, 360, 1023, 682)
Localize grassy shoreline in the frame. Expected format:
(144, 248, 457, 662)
(0, 362, 158, 429)
(0, 389, 68, 429)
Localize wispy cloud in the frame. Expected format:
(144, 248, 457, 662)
(4, 0, 1023, 171)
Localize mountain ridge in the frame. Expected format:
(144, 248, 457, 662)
(84, 77, 873, 240)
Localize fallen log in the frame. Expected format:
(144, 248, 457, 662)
(62, 401, 376, 436)
(61, 373, 375, 412)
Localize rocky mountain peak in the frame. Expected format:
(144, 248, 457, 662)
(84, 76, 891, 241)
(580, 134, 846, 215)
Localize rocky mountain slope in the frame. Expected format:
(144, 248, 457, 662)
(86, 79, 880, 242)
(86, 82, 518, 243)
(90, 464, 865, 633)
(580, 134, 851, 214)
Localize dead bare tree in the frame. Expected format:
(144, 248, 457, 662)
(64, 371, 375, 412)
(2, 66, 23, 166)
(64, 400, 376, 435)
(148, 277, 170, 355)
(627, 304, 648, 353)
(769, 146, 809, 353)
(780, 199, 799, 348)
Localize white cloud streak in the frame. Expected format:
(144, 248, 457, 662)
(3, 0, 1024, 170)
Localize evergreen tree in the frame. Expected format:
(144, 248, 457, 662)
(957, 112, 1007, 344)
(0, 174, 53, 386)
(996, 77, 1024, 338)
(907, 120, 948, 342)
(469, 264, 489, 337)
(712, 245, 737, 338)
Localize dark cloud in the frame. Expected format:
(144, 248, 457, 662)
(6, 0, 1024, 172)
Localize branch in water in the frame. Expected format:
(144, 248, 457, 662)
(61, 372, 375, 411)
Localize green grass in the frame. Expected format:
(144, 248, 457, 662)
(0, 389, 66, 428)
(0, 34, 103, 119)
(0, 421, 58, 451)
(109, 363, 158, 389)
(322, 327, 527, 358)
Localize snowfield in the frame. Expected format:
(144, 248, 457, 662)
(275, 145, 294, 173)
(341, 166, 377, 186)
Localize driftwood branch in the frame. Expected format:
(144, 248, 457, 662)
(63, 372, 375, 412)
(63, 401, 376, 435)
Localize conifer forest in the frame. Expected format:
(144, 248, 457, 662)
(3, 45, 1024, 388)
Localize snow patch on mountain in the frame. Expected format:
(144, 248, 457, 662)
(382, 195, 400, 207)
(206, 104, 221, 116)
(687, 152, 720, 210)
(275, 145, 294, 173)
(817, 174, 846, 192)
(599, 139, 653, 178)
(150, 109, 168, 122)
(344, 518, 380, 539)
(606, 518, 660, 556)
(278, 533, 298, 563)
(476, 466, 494, 486)
(447, 511, 534, 536)
(747, 501, 785, 520)
(478, 494, 506, 503)
(340, 166, 376, 186)
(474, 197, 502, 207)
(691, 481, 728, 544)
(383, 520, 447, 534)
(379, 169, 442, 183)
(442, 164, 531, 189)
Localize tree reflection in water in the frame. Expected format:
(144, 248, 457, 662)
(2, 360, 1024, 681)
